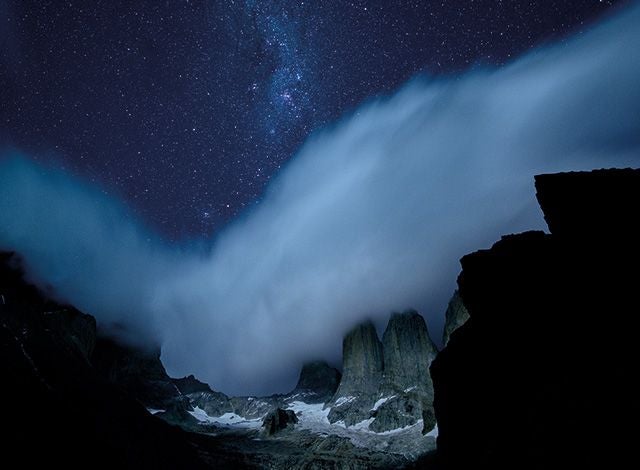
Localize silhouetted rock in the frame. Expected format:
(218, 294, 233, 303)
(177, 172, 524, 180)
(173, 374, 213, 394)
(0, 252, 207, 469)
(442, 290, 469, 346)
(262, 407, 298, 435)
(431, 169, 640, 469)
(290, 360, 341, 403)
(92, 335, 181, 409)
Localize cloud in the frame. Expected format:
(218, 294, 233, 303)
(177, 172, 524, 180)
(1, 4, 639, 395)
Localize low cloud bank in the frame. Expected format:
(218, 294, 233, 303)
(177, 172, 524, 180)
(1, 4, 639, 395)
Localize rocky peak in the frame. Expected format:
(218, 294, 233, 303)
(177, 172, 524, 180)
(290, 360, 341, 403)
(92, 336, 181, 408)
(334, 320, 384, 398)
(535, 168, 640, 243)
(172, 374, 212, 395)
(442, 291, 470, 346)
(381, 310, 438, 395)
(432, 169, 640, 468)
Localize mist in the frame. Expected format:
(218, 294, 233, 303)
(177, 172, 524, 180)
(1, 4, 639, 395)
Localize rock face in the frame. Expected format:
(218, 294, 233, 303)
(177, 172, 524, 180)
(335, 321, 384, 397)
(381, 310, 437, 394)
(328, 321, 384, 425)
(92, 336, 181, 409)
(0, 252, 206, 469)
(442, 290, 469, 346)
(329, 312, 438, 432)
(262, 408, 299, 435)
(371, 310, 438, 433)
(290, 360, 341, 403)
(172, 374, 213, 394)
(431, 169, 640, 469)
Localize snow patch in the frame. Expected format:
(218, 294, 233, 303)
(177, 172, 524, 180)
(424, 423, 439, 438)
(334, 396, 356, 407)
(188, 406, 263, 429)
(372, 395, 395, 411)
(146, 408, 165, 415)
(352, 417, 375, 431)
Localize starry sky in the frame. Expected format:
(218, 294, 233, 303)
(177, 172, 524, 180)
(0, 0, 625, 240)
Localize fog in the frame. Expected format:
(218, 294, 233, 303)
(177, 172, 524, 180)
(1, 4, 639, 395)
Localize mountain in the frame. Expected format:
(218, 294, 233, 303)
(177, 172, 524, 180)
(442, 291, 469, 346)
(92, 335, 182, 409)
(328, 311, 439, 434)
(430, 169, 640, 468)
(0, 252, 207, 469)
(288, 360, 341, 403)
(173, 374, 213, 394)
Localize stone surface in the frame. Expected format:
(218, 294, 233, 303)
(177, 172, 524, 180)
(381, 310, 438, 395)
(369, 395, 422, 433)
(329, 313, 439, 432)
(328, 321, 383, 425)
(92, 335, 181, 409)
(262, 407, 299, 435)
(442, 290, 469, 346)
(172, 374, 213, 394)
(431, 169, 640, 469)
(335, 320, 384, 397)
(0, 251, 207, 469)
(290, 360, 341, 403)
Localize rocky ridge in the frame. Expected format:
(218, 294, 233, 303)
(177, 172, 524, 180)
(0, 252, 207, 469)
(430, 169, 640, 468)
(328, 310, 439, 434)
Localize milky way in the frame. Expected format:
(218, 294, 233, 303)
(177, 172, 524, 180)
(0, 0, 625, 240)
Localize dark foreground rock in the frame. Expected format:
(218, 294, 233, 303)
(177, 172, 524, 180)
(173, 374, 213, 394)
(0, 252, 207, 469)
(92, 335, 181, 409)
(431, 169, 640, 469)
(441, 291, 469, 346)
(262, 407, 299, 435)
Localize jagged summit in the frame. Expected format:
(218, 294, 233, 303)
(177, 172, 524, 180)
(328, 311, 439, 432)
(172, 374, 213, 395)
(381, 309, 438, 394)
(290, 360, 341, 403)
(333, 320, 384, 399)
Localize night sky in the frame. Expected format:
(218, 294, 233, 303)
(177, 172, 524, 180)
(0, 0, 625, 240)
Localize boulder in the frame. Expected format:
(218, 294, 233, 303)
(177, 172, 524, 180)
(262, 407, 298, 435)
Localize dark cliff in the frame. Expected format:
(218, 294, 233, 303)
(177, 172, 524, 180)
(381, 310, 438, 395)
(333, 320, 384, 399)
(431, 169, 640, 469)
(290, 360, 341, 403)
(0, 252, 206, 469)
(441, 291, 469, 346)
(330, 312, 439, 432)
(92, 335, 181, 409)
